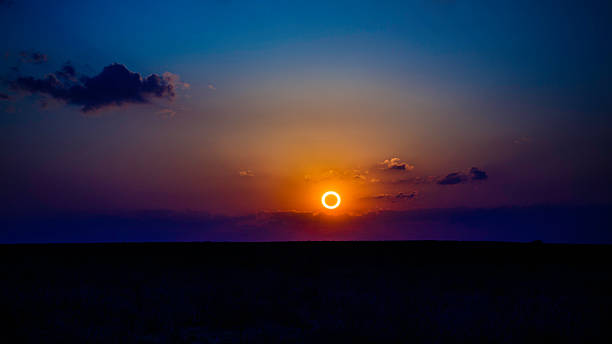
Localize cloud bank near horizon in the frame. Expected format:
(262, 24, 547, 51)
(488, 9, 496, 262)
(2, 205, 610, 244)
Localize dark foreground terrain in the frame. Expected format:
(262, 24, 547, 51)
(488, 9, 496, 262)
(1, 241, 611, 343)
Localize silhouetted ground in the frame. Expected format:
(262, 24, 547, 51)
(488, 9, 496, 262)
(1, 241, 611, 343)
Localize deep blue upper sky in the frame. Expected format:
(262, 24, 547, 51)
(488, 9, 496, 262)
(3, 1, 611, 101)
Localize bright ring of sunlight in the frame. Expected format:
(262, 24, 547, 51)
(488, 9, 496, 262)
(322, 191, 341, 209)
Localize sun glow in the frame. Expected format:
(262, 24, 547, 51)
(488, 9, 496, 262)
(321, 191, 341, 209)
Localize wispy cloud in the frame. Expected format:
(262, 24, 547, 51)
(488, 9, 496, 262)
(362, 191, 418, 202)
(239, 170, 255, 177)
(304, 169, 370, 183)
(389, 176, 439, 185)
(156, 108, 176, 118)
(513, 136, 533, 144)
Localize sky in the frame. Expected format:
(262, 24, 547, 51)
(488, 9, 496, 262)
(1, 1, 611, 242)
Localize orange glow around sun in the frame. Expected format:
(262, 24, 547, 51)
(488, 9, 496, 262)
(322, 191, 341, 209)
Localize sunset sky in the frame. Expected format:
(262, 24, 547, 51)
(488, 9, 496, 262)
(1, 1, 611, 242)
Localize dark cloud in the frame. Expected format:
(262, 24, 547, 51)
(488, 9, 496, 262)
(469, 167, 488, 181)
(11, 63, 184, 113)
(0, 93, 9, 100)
(378, 158, 414, 171)
(437, 167, 489, 185)
(55, 62, 77, 81)
(437, 172, 468, 185)
(19, 51, 48, 64)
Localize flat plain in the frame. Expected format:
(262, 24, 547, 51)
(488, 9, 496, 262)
(2, 241, 611, 343)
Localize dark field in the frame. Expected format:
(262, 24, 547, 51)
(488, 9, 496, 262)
(2, 241, 611, 343)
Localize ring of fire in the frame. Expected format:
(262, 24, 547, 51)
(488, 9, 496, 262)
(322, 191, 341, 209)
